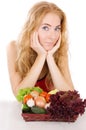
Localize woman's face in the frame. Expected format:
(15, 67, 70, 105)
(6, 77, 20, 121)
(37, 13, 61, 51)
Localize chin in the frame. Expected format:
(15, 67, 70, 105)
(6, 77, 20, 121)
(45, 48, 52, 51)
(44, 46, 53, 51)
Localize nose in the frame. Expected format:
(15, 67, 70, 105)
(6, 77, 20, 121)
(48, 29, 56, 40)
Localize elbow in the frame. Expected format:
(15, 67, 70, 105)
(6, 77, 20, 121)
(12, 87, 18, 97)
(65, 84, 75, 92)
(57, 82, 75, 92)
(11, 84, 20, 97)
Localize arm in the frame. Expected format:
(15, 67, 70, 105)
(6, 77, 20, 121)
(46, 54, 74, 91)
(46, 37, 74, 91)
(7, 38, 47, 96)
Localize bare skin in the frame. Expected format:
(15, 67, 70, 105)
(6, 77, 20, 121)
(7, 13, 74, 96)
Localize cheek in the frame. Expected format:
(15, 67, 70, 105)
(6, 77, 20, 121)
(38, 33, 45, 44)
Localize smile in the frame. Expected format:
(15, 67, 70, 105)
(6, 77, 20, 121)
(45, 42, 53, 44)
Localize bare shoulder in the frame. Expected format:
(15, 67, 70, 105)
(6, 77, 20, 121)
(7, 40, 17, 60)
(6, 40, 18, 71)
(7, 40, 17, 54)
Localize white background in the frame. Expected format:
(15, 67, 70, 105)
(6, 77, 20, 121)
(0, 0, 86, 101)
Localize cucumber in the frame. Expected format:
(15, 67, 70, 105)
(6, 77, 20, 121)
(31, 106, 46, 114)
(22, 104, 31, 113)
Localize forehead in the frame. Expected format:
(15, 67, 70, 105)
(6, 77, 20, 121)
(41, 13, 61, 26)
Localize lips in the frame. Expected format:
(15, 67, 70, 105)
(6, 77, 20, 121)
(41, 41, 55, 51)
(46, 42, 52, 44)
(45, 42, 54, 45)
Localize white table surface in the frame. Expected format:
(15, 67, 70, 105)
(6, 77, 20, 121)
(0, 101, 86, 130)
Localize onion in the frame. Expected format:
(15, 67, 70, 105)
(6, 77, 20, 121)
(35, 96, 46, 108)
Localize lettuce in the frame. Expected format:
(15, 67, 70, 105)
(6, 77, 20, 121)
(46, 90, 86, 122)
(16, 86, 43, 102)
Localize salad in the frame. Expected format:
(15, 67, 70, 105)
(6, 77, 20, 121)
(16, 87, 86, 122)
(16, 86, 58, 114)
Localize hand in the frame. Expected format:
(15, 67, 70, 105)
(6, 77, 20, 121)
(47, 34, 61, 56)
(30, 32, 47, 56)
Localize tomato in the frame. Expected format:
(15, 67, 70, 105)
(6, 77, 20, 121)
(23, 94, 33, 104)
(46, 94, 51, 103)
(40, 91, 51, 102)
(40, 91, 48, 98)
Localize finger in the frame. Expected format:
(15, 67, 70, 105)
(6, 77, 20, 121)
(30, 33, 33, 43)
(35, 32, 43, 48)
(33, 32, 36, 46)
(58, 34, 61, 45)
(50, 38, 61, 53)
(30, 32, 36, 49)
(31, 32, 37, 47)
(56, 34, 61, 48)
(35, 32, 40, 45)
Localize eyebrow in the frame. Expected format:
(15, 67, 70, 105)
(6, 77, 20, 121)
(41, 23, 61, 28)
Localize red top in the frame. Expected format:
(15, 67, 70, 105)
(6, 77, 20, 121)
(35, 78, 49, 92)
(35, 77, 55, 92)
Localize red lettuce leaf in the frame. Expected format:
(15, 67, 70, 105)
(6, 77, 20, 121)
(46, 90, 86, 122)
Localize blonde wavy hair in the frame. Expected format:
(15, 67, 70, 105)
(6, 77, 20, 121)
(16, 1, 69, 88)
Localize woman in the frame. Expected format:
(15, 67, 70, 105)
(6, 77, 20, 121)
(7, 1, 74, 96)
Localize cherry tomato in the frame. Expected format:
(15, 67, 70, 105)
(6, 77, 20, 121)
(23, 94, 33, 104)
(40, 91, 51, 102)
(40, 91, 48, 98)
(46, 94, 51, 103)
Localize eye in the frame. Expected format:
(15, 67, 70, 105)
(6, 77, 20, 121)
(55, 26, 61, 31)
(42, 26, 49, 31)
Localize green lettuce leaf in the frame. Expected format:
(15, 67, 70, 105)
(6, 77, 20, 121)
(16, 86, 43, 102)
